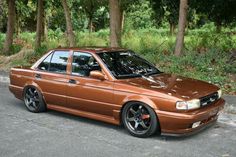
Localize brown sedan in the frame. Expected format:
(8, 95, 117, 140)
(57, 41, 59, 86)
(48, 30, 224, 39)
(9, 47, 225, 137)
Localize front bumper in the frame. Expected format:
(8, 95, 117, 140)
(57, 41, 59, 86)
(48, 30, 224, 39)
(156, 98, 225, 136)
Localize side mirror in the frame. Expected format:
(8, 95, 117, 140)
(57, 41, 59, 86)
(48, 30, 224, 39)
(90, 71, 105, 80)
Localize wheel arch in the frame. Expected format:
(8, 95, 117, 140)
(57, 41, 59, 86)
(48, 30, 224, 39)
(22, 81, 46, 105)
(119, 95, 159, 124)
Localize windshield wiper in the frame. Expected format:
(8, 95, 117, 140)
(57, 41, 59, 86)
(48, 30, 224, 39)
(116, 73, 141, 79)
(145, 70, 163, 76)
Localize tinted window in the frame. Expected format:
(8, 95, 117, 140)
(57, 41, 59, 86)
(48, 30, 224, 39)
(38, 53, 53, 71)
(49, 51, 69, 73)
(72, 52, 101, 76)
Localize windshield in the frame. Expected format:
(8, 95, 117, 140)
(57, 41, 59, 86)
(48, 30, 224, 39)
(98, 51, 162, 79)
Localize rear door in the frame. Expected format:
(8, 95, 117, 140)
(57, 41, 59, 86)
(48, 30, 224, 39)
(35, 50, 70, 106)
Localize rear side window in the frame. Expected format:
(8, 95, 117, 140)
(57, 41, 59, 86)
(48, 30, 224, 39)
(49, 51, 69, 73)
(38, 51, 69, 74)
(38, 53, 53, 71)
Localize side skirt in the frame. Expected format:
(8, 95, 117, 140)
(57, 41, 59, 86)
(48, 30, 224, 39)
(47, 104, 121, 125)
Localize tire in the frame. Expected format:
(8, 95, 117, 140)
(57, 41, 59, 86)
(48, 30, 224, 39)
(122, 102, 160, 138)
(23, 86, 46, 113)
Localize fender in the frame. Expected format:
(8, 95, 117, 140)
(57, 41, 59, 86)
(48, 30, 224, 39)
(23, 80, 44, 96)
(121, 94, 159, 110)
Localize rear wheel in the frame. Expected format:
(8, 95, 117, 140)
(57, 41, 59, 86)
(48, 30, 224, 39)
(24, 86, 46, 113)
(122, 102, 159, 138)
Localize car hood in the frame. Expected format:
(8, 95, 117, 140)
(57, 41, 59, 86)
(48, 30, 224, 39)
(118, 73, 219, 100)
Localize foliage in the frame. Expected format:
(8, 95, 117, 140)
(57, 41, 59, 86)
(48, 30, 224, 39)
(0, 0, 7, 32)
(0, 33, 5, 51)
(4, 26, 235, 94)
(191, 0, 236, 30)
(150, 0, 179, 27)
(15, 0, 36, 33)
(125, 0, 155, 30)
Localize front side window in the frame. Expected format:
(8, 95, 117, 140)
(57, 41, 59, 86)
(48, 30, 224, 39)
(72, 52, 101, 77)
(98, 51, 161, 79)
(37, 51, 69, 73)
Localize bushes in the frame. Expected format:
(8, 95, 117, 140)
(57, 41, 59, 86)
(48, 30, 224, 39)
(76, 32, 108, 47)
(0, 33, 5, 53)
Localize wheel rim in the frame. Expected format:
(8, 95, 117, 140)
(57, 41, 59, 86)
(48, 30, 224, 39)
(24, 88, 40, 111)
(125, 104, 151, 134)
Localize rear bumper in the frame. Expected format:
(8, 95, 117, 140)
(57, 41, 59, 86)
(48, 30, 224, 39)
(9, 84, 23, 100)
(156, 98, 225, 136)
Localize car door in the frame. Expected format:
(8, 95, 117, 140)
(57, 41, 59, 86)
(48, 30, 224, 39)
(35, 50, 70, 107)
(66, 51, 115, 117)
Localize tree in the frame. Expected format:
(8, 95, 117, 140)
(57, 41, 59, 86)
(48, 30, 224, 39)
(125, 0, 155, 29)
(61, 0, 75, 47)
(0, 0, 7, 32)
(109, 0, 121, 47)
(35, 0, 43, 49)
(3, 0, 16, 54)
(174, 0, 188, 56)
(15, 0, 34, 36)
(191, 0, 236, 32)
(150, 0, 179, 35)
(78, 0, 105, 32)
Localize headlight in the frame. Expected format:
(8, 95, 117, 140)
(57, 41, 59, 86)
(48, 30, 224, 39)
(176, 99, 200, 110)
(217, 89, 222, 99)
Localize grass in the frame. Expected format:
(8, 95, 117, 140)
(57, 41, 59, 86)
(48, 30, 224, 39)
(0, 26, 236, 94)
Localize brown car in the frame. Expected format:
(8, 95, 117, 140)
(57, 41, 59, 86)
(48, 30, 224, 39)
(9, 47, 225, 137)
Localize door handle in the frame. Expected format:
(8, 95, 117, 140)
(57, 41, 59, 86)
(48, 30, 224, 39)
(35, 73, 41, 79)
(69, 79, 77, 84)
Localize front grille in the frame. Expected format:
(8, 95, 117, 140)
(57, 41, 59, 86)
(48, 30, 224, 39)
(200, 92, 219, 107)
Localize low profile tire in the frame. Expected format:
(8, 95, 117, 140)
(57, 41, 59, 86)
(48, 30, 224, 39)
(122, 102, 160, 138)
(23, 86, 46, 113)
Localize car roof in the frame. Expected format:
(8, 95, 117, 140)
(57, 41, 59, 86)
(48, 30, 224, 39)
(52, 47, 128, 54)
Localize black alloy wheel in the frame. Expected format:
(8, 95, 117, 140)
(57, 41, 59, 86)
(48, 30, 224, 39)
(122, 102, 159, 138)
(24, 87, 46, 113)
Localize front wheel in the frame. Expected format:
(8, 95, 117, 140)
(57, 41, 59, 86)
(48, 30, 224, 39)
(24, 86, 46, 113)
(122, 102, 160, 138)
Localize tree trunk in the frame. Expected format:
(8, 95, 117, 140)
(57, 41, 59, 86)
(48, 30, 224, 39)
(15, 11, 20, 36)
(61, 0, 75, 47)
(215, 21, 222, 33)
(120, 9, 125, 32)
(3, 0, 15, 54)
(44, 14, 48, 41)
(88, 15, 93, 33)
(109, 0, 122, 47)
(174, 0, 188, 56)
(169, 22, 175, 36)
(42, 9, 48, 41)
(0, 1, 3, 29)
(35, 0, 43, 49)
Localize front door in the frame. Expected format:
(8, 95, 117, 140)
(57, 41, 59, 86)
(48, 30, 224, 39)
(66, 52, 115, 117)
